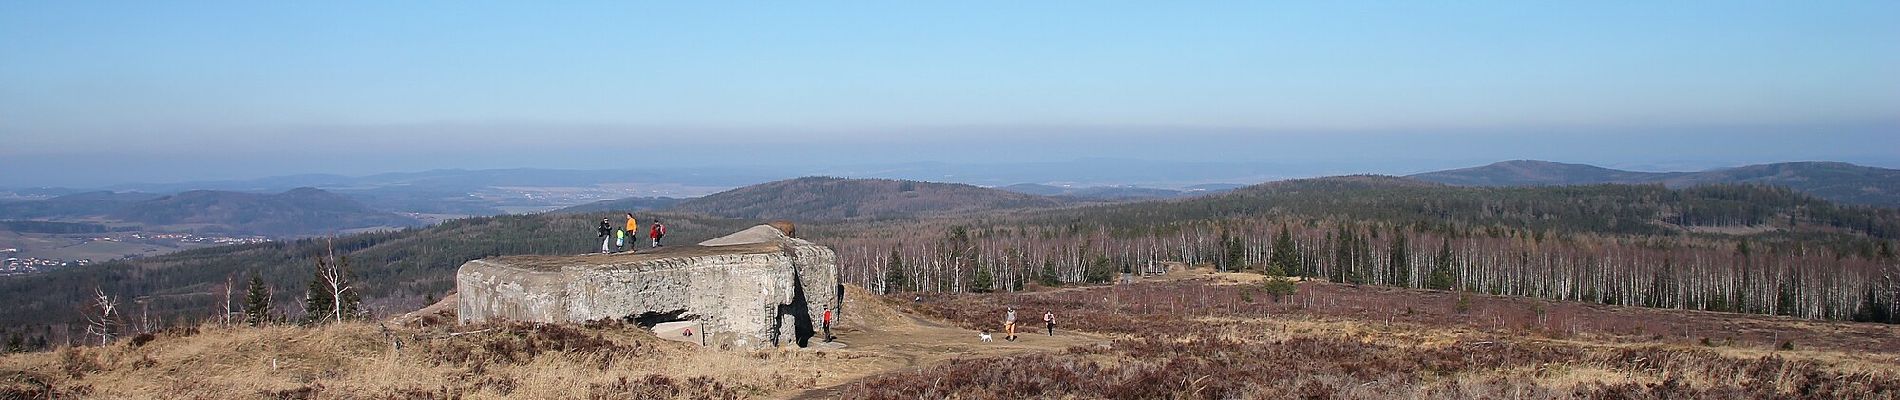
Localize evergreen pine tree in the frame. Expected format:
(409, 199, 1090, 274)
(338, 285, 362, 321)
(1039, 260, 1061, 287)
(971, 264, 994, 293)
(1223, 232, 1246, 272)
(1428, 238, 1456, 290)
(243, 273, 272, 327)
(883, 249, 907, 293)
(303, 267, 335, 324)
(1269, 225, 1301, 277)
(1853, 286, 1893, 323)
(1388, 232, 1411, 287)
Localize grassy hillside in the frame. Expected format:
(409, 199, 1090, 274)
(7, 277, 1899, 398)
(0, 321, 839, 399)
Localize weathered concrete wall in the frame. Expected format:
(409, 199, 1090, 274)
(456, 225, 839, 349)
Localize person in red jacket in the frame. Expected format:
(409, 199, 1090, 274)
(821, 306, 834, 342)
(650, 220, 667, 248)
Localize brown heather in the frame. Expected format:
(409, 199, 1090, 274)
(6, 271, 1900, 399)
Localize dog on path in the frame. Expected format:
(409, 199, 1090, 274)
(978, 330, 993, 343)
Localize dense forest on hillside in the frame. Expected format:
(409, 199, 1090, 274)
(6, 176, 1899, 349)
(1411, 160, 1900, 207)
(809, 178, 1900, 323)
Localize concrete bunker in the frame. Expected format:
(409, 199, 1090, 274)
(455, 224, 840, 349)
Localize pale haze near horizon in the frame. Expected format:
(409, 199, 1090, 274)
(2, 2, 1897, 187)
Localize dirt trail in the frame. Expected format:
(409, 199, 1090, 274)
(779, 286, 1107, 399)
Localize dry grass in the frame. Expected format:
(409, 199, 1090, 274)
(9, 276, 1900, 399)
(0, 321, 854, 399)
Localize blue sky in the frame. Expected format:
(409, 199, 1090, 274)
(2, 2, 1897, 186)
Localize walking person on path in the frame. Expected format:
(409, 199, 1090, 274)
(1004, 307, 1018, 341)
(650, 220, 667, 248)
(821, 306, 834, 342)
(1044, 311, 1056, 336)
(596, 218, 613, 253)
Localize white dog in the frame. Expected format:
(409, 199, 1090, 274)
(978, 331, 993, 343)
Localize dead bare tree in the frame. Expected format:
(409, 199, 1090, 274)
(223, 273, 236, 327)
(317, 238, 356, 323)
(84, 287, 120, 346)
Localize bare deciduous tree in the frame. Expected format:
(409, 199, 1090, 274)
(317, 239, 356, 323)
(84, 287, 120, 346)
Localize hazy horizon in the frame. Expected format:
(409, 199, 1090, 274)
(4, 2, 1897, 187)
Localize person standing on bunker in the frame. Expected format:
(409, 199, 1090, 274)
(1004, 307, 1018, 341)
(623, 213, 638, 251)
(821, 305, 834, 342)
(1044, 311, 1056, 336)
(596, 218, 613, 253)
(650, 220, 666, 248)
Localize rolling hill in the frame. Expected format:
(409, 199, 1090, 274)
(1653, 162, 1900, 207)
(554, 196, 687, 214)
(1023, 174, 1898, 239)
(0, 191, 164, 219)
(996, 183, 1191, 201)
(1407, 160, 1679, 186)
(0, 188, 420, 237)
(1410, 160, 1900, 207)
(109, 188, 421, 236)
(668, 177, 1067, 221)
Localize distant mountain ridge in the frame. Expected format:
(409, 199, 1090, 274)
(554, 197, 686, 214)
(1410, 160, 1900, 207)
(0, 188, 417, 237)
(0, 191, 165, 219)
(996, 184, 1212, 201)
(669, 177, 1065, 221)
(113, 187, 420, 236)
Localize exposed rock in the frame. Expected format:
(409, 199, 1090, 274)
(387, 292, 458, 328)
(697, 224, 790, 246)
(456, 224, 840, 349)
